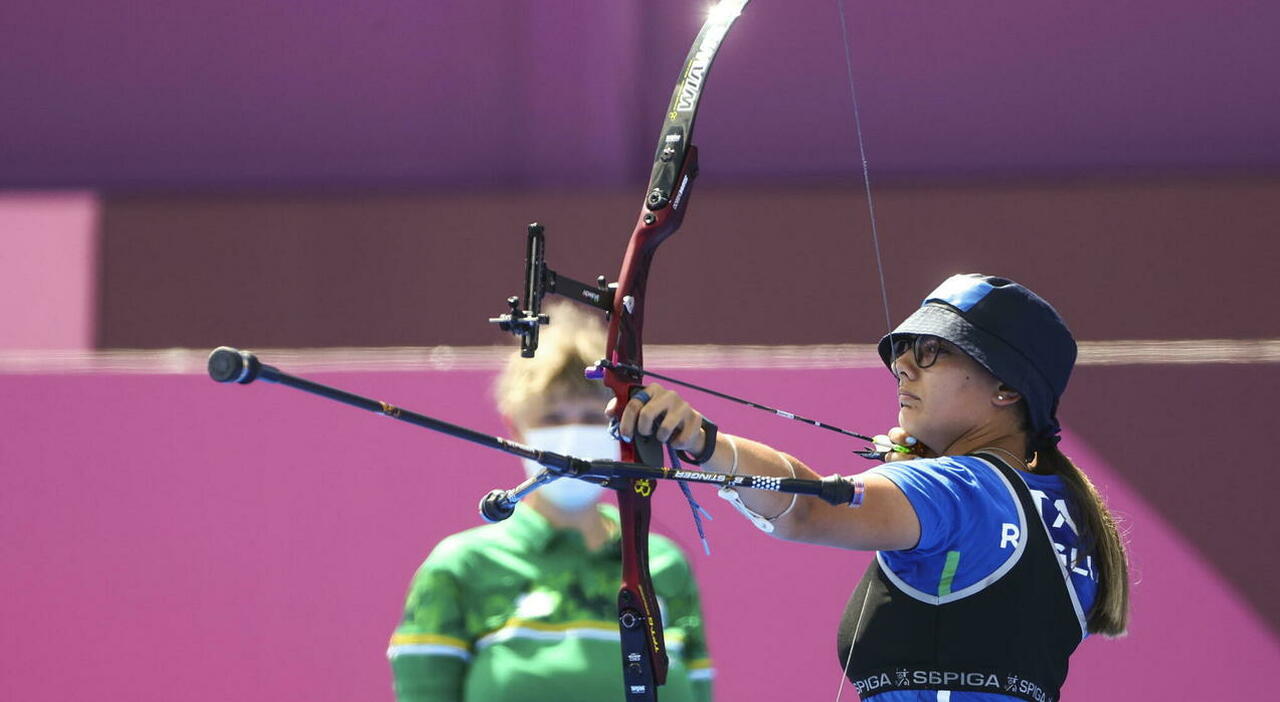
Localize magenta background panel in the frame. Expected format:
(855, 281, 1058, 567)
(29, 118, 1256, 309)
(2, 367, 1275, 700)
(0, 192, 98, 350)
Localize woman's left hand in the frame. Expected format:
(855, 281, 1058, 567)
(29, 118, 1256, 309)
(606, 383, 707, 454)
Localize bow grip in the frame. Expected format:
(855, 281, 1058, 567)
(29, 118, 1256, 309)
(626, 386, 668, 468)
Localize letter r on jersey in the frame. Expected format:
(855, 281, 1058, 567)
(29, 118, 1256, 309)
(1000, 523, 1020, 549)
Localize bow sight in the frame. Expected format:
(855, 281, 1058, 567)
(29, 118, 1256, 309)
(488, 222, 617, 358)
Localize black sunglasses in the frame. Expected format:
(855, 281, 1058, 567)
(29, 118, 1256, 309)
(890, 334, 945, 371)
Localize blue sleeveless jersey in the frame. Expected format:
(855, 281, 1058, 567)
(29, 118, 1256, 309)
(857, 455, 1097, 702)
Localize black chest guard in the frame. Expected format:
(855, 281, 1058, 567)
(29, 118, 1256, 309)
(836, 454, 1085, 702)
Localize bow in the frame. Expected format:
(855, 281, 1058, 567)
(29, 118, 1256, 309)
(602, 4, 751, 697)
(491, 2, 751, 698)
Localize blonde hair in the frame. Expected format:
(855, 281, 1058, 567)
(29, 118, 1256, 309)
(1031, 445, 1131, 637)
(493, 301, 612, 423)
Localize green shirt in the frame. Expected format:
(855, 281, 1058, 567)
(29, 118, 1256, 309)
(389, 504, 713, 702)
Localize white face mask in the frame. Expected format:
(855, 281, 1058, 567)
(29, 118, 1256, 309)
(520, 424, 619, 512)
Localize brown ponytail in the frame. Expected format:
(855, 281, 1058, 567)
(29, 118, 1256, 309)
(1032, 446, 1130, 637)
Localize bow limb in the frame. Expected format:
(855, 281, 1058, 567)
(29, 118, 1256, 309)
(604, 2, 750, 699)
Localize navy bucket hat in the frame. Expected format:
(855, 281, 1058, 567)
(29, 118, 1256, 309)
(877, 274, 1077, 451)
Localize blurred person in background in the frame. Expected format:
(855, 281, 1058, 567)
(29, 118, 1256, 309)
(612, 274, 1129, 702)
(388, 301, 713, 702)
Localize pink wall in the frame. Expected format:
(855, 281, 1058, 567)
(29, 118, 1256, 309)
(2, 366, 1275, 700)
(0, 192, 98, 350)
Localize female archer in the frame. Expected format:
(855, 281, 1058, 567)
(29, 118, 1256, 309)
(612, 273, 1129, 702)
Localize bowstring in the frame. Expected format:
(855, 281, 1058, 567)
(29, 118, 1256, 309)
(833, 1, 894, 700)
(836, 0, 895, 339)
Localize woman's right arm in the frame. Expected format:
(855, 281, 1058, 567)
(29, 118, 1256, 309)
(388, 560, 470, 702)
(390, 655, 466, 702)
